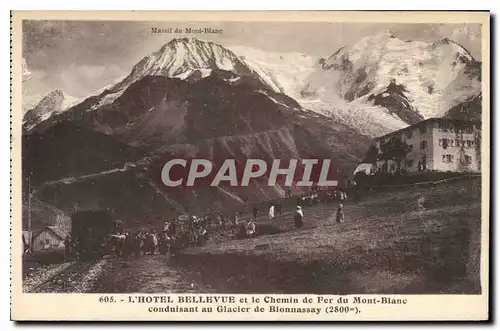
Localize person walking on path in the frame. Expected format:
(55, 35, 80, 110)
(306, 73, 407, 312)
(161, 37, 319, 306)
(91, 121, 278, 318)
(294, 206, 304, 229)
(64, 235, 72, 261)
(246, 220, 256, 237)
(268, 205, 275, 220)
(336, 204, 345, 223)
(275, 201, 282, 215)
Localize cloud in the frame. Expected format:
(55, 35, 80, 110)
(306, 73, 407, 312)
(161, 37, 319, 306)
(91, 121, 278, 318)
(58, 63, 126, 97)
(22, 62, 126, 110)
(21, 58, 32, 82)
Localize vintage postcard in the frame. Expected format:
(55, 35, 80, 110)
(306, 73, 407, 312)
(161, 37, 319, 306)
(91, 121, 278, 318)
(11, 11, 490, 321)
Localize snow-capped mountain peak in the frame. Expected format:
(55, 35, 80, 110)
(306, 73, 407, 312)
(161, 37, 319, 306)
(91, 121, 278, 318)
(302, 31, 481, 122)
(155, 38, 244, 74)
(23, 89, 80, 130)
(25, 89, 79, 116)
(433, 37, 476, 62)
(109, 38, 261, 94)
(44, 89, 80, 110)
(90, 38, 276, 111)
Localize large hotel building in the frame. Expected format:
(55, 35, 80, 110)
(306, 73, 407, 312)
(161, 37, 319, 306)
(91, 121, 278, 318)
(373, 118, 481, 173)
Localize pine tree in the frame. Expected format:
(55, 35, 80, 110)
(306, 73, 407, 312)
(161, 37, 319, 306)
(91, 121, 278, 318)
(362, 144, 379, 164)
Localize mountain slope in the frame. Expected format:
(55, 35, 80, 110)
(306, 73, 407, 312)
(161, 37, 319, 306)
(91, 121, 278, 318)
(24, 38, 286, 135)
(445, 93, 482, 121)
(22, 196, 71, 232)
(23, 38, 372, 229)
(28, 73, 367, 175)
(299, 98, 408, 138)
(230, 46, 316, 98)
(23, 121, 144, 186)
(24, 73, 370, 227)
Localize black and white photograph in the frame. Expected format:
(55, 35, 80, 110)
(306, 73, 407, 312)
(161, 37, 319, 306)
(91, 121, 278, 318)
(10, 11, 490, 321)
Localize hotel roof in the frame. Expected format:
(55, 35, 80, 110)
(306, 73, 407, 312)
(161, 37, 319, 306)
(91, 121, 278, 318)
(374, 117, 481, 141)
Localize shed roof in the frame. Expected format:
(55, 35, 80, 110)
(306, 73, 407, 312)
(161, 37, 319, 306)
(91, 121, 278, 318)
(34, 226, 68, 240)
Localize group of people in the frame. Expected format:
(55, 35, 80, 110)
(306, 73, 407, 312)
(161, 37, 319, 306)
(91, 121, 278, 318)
(105, 230, 162, 260)
(114, 216, 213, 259)
(265, 202, 306, 229)
(265, 187, 347, 230)
(208, 211, 257, 240)
(105, 212, 257, 260)
(63, 186, 349, 262)
(266, 202, 283, 220)
(292, 200, 345, 228)
(304, 188, 348, 205)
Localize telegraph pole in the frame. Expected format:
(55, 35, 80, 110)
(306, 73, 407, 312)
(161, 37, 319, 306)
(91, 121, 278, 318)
(27, 177, 33, 253)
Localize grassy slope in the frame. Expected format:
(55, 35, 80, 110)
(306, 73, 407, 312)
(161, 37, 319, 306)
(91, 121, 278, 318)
(173, 177, 482, 294)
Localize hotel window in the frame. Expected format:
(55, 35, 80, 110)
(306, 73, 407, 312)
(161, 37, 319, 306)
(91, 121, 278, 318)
(442, 154, 454, 163)
(420, 141, 427, 149)
(463, 155, 472, 163)
(464, 126, 473, 134)
(442, 138, 449, 149)
(419, 126, 427, 134)
(455, 139, 461, 147)
(408, 145, 414, 152)
(406, 130, 413, 139)
(467, 140, 474, 148)
(438, 122, 449, 132)
(450, 139, 454, 147)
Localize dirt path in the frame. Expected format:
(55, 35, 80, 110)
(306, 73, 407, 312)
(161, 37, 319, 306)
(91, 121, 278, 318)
(29, 260, 107, 293)
(25, 255, 210, 293)
(91, 255, 214, 293)
(23, 179, 481, 294)
(171, 179, 482, 294)
(23, 262, 74, 292)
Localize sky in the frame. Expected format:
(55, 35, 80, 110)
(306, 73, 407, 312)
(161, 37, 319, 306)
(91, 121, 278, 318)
(22, 20, 482, 108)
